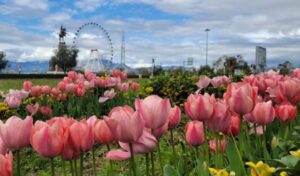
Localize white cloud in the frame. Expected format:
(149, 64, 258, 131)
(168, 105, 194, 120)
(74, 0, 107, 12)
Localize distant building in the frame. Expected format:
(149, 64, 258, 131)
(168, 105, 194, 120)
(255, 46, 266, 72)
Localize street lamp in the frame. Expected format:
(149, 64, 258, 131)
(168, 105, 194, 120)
(205, 28, 210, 66)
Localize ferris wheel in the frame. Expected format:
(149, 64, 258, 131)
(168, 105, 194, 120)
(72, 22, 114, 72)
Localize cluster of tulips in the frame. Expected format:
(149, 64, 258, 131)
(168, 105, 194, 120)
(0, 68, 300, 176)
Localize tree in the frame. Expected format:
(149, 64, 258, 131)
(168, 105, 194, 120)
(278, 60, 293, 75)
(49, 45, 78, 72)
(198, 65, 214, 77)
(0, 51, 8, 71)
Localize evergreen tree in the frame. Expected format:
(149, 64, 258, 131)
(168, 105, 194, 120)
(49, 44, 78, 72)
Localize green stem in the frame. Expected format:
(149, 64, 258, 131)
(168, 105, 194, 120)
(62, 158, 66, 176)
(231, 136, 247, 176)
(170, 129, 176, 157)
(146, 154, 150, 176)
(80, 153, 84, 176)
(92, 147, 97, 176)
(51, 158, 55, 176)
(150, 152, 155, 176)
(74, 159, 78, 176)
(215, 138, 219, 168)
(204, 127, 210, 167)
(157, 142, 164, 174)
(284, 122, 289, 139)
(107, 144, 113, 174)
(129, 143, 137, 176)
(70, 160, 74, 176)
(16, 150, 21, 176)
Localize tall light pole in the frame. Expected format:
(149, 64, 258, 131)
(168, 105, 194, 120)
(205, 28, 210, 66)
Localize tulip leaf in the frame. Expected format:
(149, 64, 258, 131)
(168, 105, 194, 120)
(276, 155, 300, 168)
(164, 165, 179, 176)
(177, 155, 185, 176)
(226, 137, 245, 176)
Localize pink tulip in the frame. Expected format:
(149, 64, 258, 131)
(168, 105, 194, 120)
(0, 151, 13, 176)
(62, 127, 79, 160)
(23, 81, 32, 91)
(244, 101, 275, 125)
(135, 95, 171, 129)
(4, 96, 21, 108)
(0, 137, 7, 155)
(65, 83, 77, 93)
(153, 121, 168, 138)
(9, 89, 29, 99)
(275, 103, 297, 122)
(112, 69, 127, 80)
(168, 106, 181, 129)
(209, 139, 227, 154)
(197, 76, 211, 89)
(99, 89, 116, 103)
(84, 80, 95, 89)
(31, 86, 42, 97)
(207, 100, 231, 133)
(185, 121, 205, 147)
(87, 115, 98, 129)
(69, 120, 94, 153)
(84, 71, 96, 80)
(26, 102, 39, 116)
(40, 106, 52, 116)
(56, 82, 66, 91)
(105, 105, 144, 143)
(31, 120, 64, 158)
(94, 119, 115, 144)
(41, 85, 51, 94)
(117, 83, 129, 92)
(225, 83, 257, 115)
(63, 77, 72, 84)
(0, 116, 33, 151)
(184, 93, 215, 121)
(106, 130, 157, 161)
(51, 88, 61, 98)
(68, 71, 78, 80)
(225, 114, 240, 136)
(130, 82, 140, 90)
(211, 76, 223, 88)
(75, 87, 86, 97)
(279, 78, 300, 101)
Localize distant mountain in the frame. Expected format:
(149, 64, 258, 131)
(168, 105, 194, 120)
(4, 60, 49, 73)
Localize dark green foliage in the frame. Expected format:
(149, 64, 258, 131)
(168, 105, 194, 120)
(49, 44, 78, 72)
(0, 51, 8, 71)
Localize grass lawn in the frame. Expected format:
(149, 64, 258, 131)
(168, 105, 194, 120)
(0, 79, 61, 92)
(0, 78, 148, 92)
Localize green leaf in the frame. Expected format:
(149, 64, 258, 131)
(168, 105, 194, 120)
(276, 155, 300, 168)
(177, 155, 185, 176)
(164, 165, 179, 176)
(226, 138, 246, 176)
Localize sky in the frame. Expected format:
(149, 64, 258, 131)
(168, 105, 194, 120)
(0, 0, 300, 68)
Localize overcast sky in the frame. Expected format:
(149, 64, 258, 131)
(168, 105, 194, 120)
(0, 0, 300, 68)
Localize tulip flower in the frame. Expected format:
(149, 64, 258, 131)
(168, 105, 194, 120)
(135, 95, 171, 130)
(279, 78, 300, 101)
(105, 105, 144, 143)
(185, 121, 205, 147)
(40, 106, 52, 116)
(168, 106, 181, 129)
(31, 120, 64, 158)
(99, 89, 116, 103)
(275, 103, 297, 122)
(130, 82, 140, 90)
(4, 96, 21, 108)
(197, 76, 211, 89)
(209, 139, 227, 154)
(225, 83, 257, 115)
(41, 85, 51, 95)
(106, 130, 157, 161)
(23, 81, 32, 91)
(69, 120, 94, 153)
(246, 161, 275, 176)
(0, 151, 13, 176)
(184, 93, 215, 121)
(225, 114, 241, 136)
(244, 101, 275, 125)
(118, 82, 129, 92)
(94, 119, 115, 144)
(0, 137, 7, 155)
(153, 121, 168, 138)
(207, 100, 231, 133)
(31, 85, 42, 97)
(26, 102, 39, 116)
(67, 71, 78, 80)
(0, 116, 33, 150)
